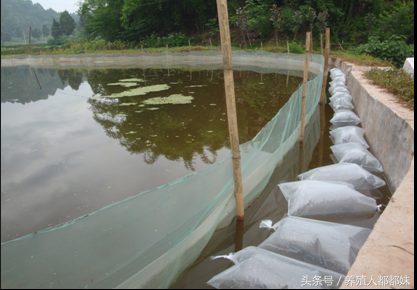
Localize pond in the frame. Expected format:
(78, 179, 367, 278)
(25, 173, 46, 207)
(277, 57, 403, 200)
(1, 66, 303, 243)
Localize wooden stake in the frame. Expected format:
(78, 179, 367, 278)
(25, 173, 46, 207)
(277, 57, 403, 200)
(320, 33, 324, 55)
(319, 28, 331, 105)
(287, 41, 290, 56)
(300, 32, 311, 144)
(188, 39, 191, 54)
(216, 0, 244, 220)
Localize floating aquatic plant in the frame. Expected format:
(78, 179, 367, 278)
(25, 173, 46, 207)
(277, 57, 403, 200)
(103, 84, 171, 99)
(119, 103, 137, 106)
(142, 94, 194, 105)
(185, 85, 207, 88)
(108, 82, 138, 88)
(119, 78, 146, 82)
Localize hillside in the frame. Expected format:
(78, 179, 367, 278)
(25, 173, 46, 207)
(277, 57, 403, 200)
(1, 0, 78, 39)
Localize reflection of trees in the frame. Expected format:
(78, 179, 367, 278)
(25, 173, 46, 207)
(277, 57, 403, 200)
(87, 68, 302, 171)
(1, 67, 87, 104)
(1, 66, 66, 104)
(57, 69, 84, 90)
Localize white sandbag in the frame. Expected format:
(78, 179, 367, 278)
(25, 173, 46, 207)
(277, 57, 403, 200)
(330, 126, 370, 148)
(329, 92, 353, 103)
(258, 216, 372, 274)
(208, 246, 344, 289)
(331, 143, 384, 173)
(330, 82, 348, 90)
(329, 86, 350, 95)
(297, 163, 386, 190)
(331, 75, 346, 83)
(330, 110, 361, 126)
(330, 98, 355, 111)
(330, 80, 346, 86)
(278, 180, 379, 216)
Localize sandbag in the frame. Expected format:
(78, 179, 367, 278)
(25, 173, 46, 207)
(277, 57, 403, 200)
(279, 180, 379, 217)
(330, 126, 370, 148)
(329, 80, 346, 86)
(331, 143, 384, 173)
(330, 98, 355, 111)
(259, 216, 372, 274)
(329, 92, 353, 103)
(208, 246, 344, 289)
(329, 86, 350, 95)
(330, 110, 361, 126)
(297, 163, 386, 190)
(331, 76, 346, 83)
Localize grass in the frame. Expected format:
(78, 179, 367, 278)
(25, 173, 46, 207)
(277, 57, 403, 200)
(329, 51, 393, 67)
(365, 68, 414, 109)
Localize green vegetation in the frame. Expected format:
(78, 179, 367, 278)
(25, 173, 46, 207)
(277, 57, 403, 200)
(354, 36, 414, 68)
(365, 68, 414, 109)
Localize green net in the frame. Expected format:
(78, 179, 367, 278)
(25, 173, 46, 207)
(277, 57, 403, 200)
(1, 51, 324, 289)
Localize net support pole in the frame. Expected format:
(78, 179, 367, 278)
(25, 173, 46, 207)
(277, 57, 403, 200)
(216, 0, 244, 220)
(319, 28, 331, 105)
(300, 32, 311, 144)
(320, 33, 324, 55)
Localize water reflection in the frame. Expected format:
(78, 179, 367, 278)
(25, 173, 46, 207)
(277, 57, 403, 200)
(1, 66, 302, 242)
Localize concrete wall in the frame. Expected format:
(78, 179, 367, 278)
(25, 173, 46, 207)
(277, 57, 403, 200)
(330, 59, 415, 289)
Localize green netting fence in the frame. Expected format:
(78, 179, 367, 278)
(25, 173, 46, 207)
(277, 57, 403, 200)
(1, 50, 325, 289)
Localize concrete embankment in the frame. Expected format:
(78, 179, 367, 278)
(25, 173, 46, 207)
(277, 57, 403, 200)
(330, 59, 414, 289)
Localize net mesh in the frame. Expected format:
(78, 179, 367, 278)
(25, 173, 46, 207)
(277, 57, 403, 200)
(1, 51, 324, 289)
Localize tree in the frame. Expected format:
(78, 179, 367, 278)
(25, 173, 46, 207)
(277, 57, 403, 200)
(42, 24, 50, 39)
(14, 27, 22, 38)
(1, 32, 12, 42)
(51, 18, 62, 38)
(32, 27, 42, 40)
(59, 10, 76, 36)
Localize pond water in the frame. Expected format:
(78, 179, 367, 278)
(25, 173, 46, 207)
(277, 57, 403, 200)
(1, 66, 303, 243)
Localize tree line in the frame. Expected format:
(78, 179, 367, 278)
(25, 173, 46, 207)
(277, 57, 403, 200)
(77, 0, 414, 45)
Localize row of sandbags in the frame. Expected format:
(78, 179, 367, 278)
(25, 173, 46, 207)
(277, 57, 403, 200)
(206, 69, 387, 289)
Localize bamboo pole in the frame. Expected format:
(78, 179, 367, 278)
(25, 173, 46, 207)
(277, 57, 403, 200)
(235, 220, 244, 252)
(188, 39, 191, 54)
(216, 0, 244, 220)
(287, 41, 290, 56)
(298, 143, 304, 175)
(300, 32, 311, 144)
(319, 28, 331, 105)
(310, 33, 313, 52)
(31, 68, 42, 90)
(210, 38, 213, 54)
(320, 33, 324, 55)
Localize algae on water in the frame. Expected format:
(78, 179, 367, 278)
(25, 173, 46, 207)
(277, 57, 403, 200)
(108, 82, 138, 88)
(100, 84, 171, 99)
(142, 94, 194, 105)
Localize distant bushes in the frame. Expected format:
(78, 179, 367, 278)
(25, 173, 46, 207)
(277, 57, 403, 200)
(139, 33, 201, 48)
